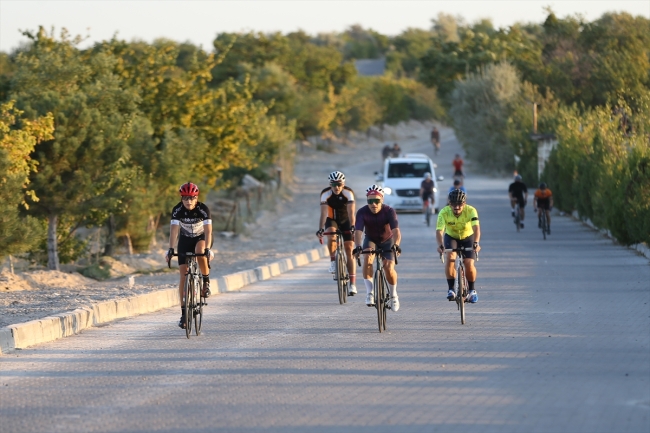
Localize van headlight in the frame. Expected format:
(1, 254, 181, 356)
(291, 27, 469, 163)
(433, 188, 437, 192)
(383, 187, 392, 195)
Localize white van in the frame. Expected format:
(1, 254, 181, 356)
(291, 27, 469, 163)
(375, 153, 444, 213)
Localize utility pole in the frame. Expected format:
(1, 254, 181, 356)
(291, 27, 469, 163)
(533, 102, 538, 134)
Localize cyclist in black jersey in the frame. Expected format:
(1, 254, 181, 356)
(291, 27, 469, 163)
(508, 174, 528, 228)
(317, 171, 357, 296)
(165, 182, 213, 329)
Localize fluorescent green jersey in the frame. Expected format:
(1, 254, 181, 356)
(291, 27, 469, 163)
(436, 205, 479, 239)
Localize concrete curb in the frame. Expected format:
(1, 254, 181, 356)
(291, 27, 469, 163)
(0, 245, 328, 355)
(570, 210, 650, 260)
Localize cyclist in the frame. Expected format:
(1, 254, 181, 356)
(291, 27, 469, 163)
(390, 143, 402, 158)
(448, 179, 466, 195)
(431, 126, 440, 154)
(452, 154, 464, 181)
(317, 171, 357, 296)
(436, 189, 481, 303)
(508, 174, 528, 229)
(533, 182, 553, 234)
(353, 185, 402, 312)
(420, 172, 435, 223)
(165, 182, 213, 329)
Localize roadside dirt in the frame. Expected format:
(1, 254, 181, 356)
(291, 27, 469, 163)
(0, 121, 443, 328)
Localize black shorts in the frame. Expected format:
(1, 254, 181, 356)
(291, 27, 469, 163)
(536, 199, 550, 210)
(325, 217, 353, 242)
(421, 192, 434, 202)
(443, 233, 476, 260)
(454, 170, 464, 177)
(362, 236, 395, 261)
(177, 234, 205, 265)
(513, 197, 526, 208)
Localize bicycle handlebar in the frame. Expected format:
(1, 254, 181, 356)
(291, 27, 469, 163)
(167, 252, 210, 268)
(355, 247, 399, 266)
(439, 247, 479, 264)
(318, 229, 353, 244)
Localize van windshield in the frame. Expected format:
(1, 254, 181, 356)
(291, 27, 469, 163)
(387, 162, 431, 178)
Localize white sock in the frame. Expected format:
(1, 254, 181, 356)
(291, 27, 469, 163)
(388, 283, 397, 297)
(364, 279, 374, 295)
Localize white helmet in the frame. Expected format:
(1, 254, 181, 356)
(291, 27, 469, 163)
(424, 172, 431, 179)
(366, 184, 385, 197)
(328, 171, 345, 182)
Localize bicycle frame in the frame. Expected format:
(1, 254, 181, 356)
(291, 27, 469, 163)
(514, 202, 521, 232)
(356, 248, 398, 333)
(322, 230, 351, 304)
(169, 252, 209, 338)
(440, 246, 478, 325)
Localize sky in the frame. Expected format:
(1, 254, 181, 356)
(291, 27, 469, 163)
(1, 0, 649, 52)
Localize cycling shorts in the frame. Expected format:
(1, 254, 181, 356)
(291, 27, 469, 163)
(177, 234, 205, 265)
(536, 199, 551, 210)
(443, 233, 476, 260)
(325, 217, 353, 242)
(513, 197, 526, 208)
(454, 169, 464, 177)
(421, 192, 434, 203)
(362, 236, 395, 262)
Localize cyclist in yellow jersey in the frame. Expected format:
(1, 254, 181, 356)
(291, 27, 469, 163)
(436, 189, 481, 303)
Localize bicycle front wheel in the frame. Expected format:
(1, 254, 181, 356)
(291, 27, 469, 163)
(194, 276, 202, 336)
(336, 252, 345, 305)
(184, 277, 193, 338)
(374, 269, 385, 333)
(458, 267, 466, 325)
(541, 212, 547, 240)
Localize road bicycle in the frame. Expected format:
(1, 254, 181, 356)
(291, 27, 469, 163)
(356, 247, 399, 333)
(440, 246, 478, 325)
(169, 252, 209, 338)
(433, 140, 440, 156)
(423, 198, 434, 227)
(513, 202, 522, 233)
(536, 207, 550, 240)
(321, 230, 351, 304)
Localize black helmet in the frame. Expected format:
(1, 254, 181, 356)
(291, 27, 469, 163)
(539, 182, 547, 189)
(448, 189, 467, 204)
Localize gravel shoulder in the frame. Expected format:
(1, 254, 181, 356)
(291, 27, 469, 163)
(0, 121, 444, 328)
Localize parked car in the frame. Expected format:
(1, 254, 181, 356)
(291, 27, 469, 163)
(375, 153, 444, 213)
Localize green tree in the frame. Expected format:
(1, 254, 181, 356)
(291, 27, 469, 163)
(0, 101, 54, 259)
(9, 28, 138, 269)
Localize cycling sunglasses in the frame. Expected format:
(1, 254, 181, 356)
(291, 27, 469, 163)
(181, 196, 197, 201)
(367, 198, 381, 204)
(330, 181, 343, 187)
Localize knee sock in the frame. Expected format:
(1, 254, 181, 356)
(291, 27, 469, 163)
(350, 274, 356, 285)
(447, 278, 455, 290)
(388, 283, 397, 297)
(330, 255, 335, 261)
(468, 281, 475, 291)
(203, 274, 210, 283)
(364, 279, 374, 294)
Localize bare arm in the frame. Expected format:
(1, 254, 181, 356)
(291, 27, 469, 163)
(472, 225, 481, 252)
(436, 230, 444, 254)
(169, 225, 180, 249)
(393, 228, 402, 247)
(204, 224, 213, 250)
(318, 204, 329, 230)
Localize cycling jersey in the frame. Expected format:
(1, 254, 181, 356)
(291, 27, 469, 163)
(421, 179, 434, 194)
(436, 205, 479, 240)
(355, 205, 398, 244)
(320, 186, 355, 221)
(171, 202, 212, 238)
(534, 189, 553, 200)
(508, 182, 527, 200)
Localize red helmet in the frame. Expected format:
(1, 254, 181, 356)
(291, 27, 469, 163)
(179, 182, 199, 196)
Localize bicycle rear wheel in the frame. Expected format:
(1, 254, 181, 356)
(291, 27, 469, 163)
(374, 269, 384, 333)
(336, 251, 345, 305)
(515, 208, 521, 233)
(458, 266, 466, 325)
(541, 212, 547, 240)
(426, 206, 431, 226)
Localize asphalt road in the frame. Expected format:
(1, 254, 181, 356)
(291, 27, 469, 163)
(1, 133, 649, 433)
